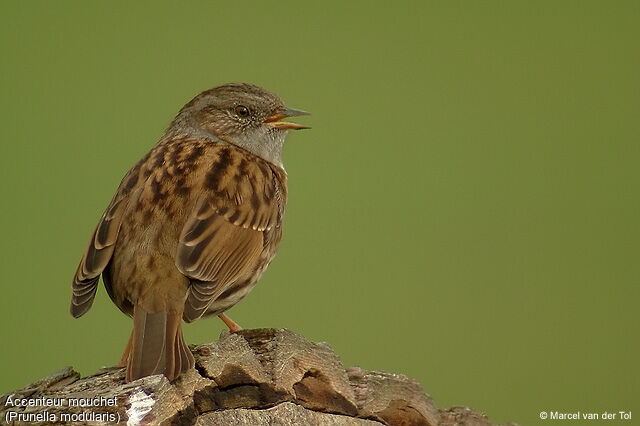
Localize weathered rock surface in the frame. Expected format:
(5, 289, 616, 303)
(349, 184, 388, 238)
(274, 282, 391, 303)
(1, 329, 516, 425)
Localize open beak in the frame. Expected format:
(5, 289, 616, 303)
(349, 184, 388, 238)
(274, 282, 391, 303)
(265, 107, 311, 130)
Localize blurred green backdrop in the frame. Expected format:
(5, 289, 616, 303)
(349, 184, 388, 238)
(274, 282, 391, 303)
(1, 2, 638, 424)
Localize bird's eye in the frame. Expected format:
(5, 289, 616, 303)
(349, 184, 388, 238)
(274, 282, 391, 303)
(234, 105, 250, 118)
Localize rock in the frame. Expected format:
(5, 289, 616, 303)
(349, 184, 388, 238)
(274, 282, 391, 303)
(0, 329, 516, 425)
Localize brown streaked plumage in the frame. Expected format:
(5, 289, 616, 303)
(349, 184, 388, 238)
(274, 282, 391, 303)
(71, 83, 309, 382)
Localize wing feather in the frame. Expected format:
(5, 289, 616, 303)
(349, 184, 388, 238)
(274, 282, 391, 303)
(70, 180, 143, 318)
(176, 147, 286, 322)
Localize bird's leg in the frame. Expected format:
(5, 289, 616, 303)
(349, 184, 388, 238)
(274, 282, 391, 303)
(219, 313, 243, 332)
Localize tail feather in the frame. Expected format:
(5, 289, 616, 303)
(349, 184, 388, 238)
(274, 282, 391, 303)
(164, 310, 180, 378)
(124, 306, 194, 382)
(178, 332, 191, 369)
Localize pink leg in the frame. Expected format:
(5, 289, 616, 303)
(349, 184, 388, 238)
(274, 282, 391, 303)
(219, 313, 242, 332)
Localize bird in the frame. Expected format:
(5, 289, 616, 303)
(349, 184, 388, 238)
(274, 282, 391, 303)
(70, 83, 309, 382)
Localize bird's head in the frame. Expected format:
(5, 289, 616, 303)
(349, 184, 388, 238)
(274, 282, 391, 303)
(167, 83, 309, 167)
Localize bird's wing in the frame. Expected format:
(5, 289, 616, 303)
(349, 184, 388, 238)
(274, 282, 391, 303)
(70, 163, 146, 318)
(176, 146, 286, 322)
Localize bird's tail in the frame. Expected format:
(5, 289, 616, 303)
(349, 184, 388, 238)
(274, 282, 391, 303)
(122, 306, 194, 382)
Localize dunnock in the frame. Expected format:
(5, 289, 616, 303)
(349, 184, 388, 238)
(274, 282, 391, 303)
(70, 83, 309, 382)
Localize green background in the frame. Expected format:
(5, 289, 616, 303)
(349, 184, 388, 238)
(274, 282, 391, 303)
(1, 2, 638, 424)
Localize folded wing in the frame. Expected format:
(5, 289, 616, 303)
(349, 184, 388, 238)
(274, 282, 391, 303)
(176, 147, 285, 322)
